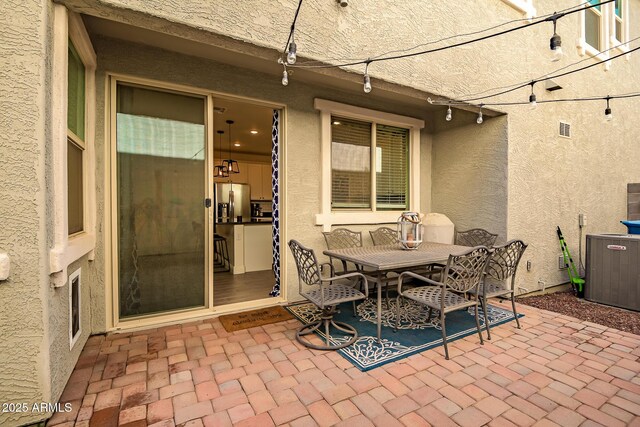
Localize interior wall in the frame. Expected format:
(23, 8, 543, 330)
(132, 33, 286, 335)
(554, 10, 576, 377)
(431, 114, 509, 243)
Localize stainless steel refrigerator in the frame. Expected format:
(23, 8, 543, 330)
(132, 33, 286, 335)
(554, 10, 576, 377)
(215, 183, 251, 222)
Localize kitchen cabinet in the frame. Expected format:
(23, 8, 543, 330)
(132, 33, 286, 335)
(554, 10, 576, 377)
(247, 163, 272, 200)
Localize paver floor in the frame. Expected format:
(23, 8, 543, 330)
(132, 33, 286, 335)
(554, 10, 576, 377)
(48, 301, 640, 426)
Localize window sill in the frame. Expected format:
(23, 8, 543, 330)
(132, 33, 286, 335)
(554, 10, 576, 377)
(500, 0, 536, 19)
(50, 232, 95, 287)
(315, 211, 404, 231)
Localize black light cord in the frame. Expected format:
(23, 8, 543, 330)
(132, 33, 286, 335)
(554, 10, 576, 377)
(281, 0, 304, 61)
(459, 36, 639, 100)
(443, 91, 640, 108)
(441, 43, 639, 104)
(288, 0, 613, 69)
(296, 1, 592, 67)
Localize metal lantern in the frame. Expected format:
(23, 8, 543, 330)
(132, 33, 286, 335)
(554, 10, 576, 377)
(397, 212, 423, 250)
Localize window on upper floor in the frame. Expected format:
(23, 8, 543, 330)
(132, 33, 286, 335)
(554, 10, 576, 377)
(67, 40, 87, 235)
(580, 0, 629, 60)
(500, 0, 536, 19)
(331, 117, 409, 212)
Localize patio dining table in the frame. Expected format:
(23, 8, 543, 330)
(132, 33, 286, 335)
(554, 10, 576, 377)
(323, 241, 471, 341)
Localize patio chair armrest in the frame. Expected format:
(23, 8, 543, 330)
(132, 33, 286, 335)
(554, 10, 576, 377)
(397, 271, 444, 294)
(323, 272, 369, 298)
(320, 262, 335, 276)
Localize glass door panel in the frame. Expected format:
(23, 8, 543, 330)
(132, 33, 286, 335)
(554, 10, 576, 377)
(116, 83, 207, 318)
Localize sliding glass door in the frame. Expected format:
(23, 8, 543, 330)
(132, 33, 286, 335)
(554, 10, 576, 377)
(116, 82, 207, 319)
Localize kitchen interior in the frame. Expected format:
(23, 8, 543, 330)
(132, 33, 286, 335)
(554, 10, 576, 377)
(212, 97, 276, 306)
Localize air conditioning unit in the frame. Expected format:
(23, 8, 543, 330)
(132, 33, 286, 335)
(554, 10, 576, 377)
(585, 234, 640, 311)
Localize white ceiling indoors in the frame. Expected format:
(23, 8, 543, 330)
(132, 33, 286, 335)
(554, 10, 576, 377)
(213, 98, 273, 157)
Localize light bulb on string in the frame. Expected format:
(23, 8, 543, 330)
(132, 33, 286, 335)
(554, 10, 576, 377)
(282, 66, 289, 86)
(529, 82, 537, 110)
(286, 39, 297, 65)
(363, 61, 372, 93)
(549, 17, 563, 62)
(604, 97, 613, 122)
(445, 105, 452, 121)
(476, 105, 484, 124)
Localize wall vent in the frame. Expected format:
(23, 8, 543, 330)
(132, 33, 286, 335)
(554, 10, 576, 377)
(559, 121, 571, 138)
(69, 268, 81, 349)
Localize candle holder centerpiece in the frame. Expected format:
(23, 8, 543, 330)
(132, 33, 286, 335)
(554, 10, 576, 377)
(397, 212, 423, 250)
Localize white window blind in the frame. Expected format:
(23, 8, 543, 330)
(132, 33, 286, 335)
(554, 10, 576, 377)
(331, 117, 372, 209)
(376, 124, 409, 210)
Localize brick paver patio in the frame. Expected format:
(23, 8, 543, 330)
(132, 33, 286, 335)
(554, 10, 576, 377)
(48, 301, 640, 426)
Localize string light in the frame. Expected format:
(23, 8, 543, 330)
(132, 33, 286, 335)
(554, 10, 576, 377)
(285, 1, 612, 70)
(529, 82, 537, 110)
(363, 61, 372, 93)
(445, 105, 452, 121)
(605, 96, 613, 121)
(549, 17, 563, 62)
(287, 37, 297, 65)
(279, 0, 303, 72)
(432, 43, 640, 105)
(282, 65, 289, 86)
(477, 105, 484, 124)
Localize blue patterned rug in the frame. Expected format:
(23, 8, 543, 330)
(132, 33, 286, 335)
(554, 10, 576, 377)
(286, 298, 523, 371)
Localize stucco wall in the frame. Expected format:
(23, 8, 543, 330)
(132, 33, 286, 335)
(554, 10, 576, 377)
(0, 1, 50, 425)
(432, 114, 509, 243)
(90, 35, 433, 328)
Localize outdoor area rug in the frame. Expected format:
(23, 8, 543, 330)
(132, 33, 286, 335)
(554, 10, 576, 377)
(286, 299, 523, 371)
(220, 306, 293, 332)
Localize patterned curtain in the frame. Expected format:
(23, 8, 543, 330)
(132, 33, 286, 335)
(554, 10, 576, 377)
(269, 110, 281, 297)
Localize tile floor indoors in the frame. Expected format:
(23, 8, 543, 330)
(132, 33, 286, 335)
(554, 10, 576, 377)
(47, 301, 640, 427)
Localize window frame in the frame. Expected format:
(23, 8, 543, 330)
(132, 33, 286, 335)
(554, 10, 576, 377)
(578, 0, 629, 65)
(315, 99, 424, 231)
(50, 6, 97, 287)
(500, 0, 536, 19)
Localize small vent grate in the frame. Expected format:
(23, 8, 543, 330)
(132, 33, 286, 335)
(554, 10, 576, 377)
(559, 121, 571, 138)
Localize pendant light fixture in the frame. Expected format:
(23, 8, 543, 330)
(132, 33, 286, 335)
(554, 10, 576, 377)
(222, 120, 240, 174)
(214, 130, 228, 178)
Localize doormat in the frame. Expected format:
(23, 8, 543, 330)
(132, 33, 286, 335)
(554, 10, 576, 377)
(286, 299, 523, 371)
(219, 306, 294, 332)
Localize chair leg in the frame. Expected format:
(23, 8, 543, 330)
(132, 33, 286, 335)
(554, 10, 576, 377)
(474, 303, 485, 346)
(440, 311, 449, 360)
(427, 307, 433, 324)
(352, 300, 357, 317)
(482, 297, 491, 340)
(511, 293, 521, 329)
(394, 295, 401, 332)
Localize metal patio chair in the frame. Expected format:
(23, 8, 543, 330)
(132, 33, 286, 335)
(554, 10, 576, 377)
(395, 246, 491, 359)
(455, 228, 498, 247)
(369, 227, 399, 246)
(322, 228, 363, 273)
(469, 239, 527, 340)
(289, 240, 368, 350)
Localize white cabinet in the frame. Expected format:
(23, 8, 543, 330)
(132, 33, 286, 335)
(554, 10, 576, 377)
(247, 163, 272, 201)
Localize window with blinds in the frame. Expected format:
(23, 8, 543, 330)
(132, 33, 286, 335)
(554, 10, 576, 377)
(331, 116, 409, 211)
(331, 117, 372, 209)
(376, 124, 409, 210)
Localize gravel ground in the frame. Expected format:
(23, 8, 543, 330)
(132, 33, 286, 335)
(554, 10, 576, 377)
(518, 291, 640, 335)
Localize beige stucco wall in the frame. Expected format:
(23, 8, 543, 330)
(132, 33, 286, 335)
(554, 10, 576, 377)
(1, 2, 95, 424)
(1, 1, 50, 425)
(432, 114, 509, 243)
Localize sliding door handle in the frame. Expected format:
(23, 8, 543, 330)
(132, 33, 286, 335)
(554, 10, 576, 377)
(204, 198, 212, 208)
